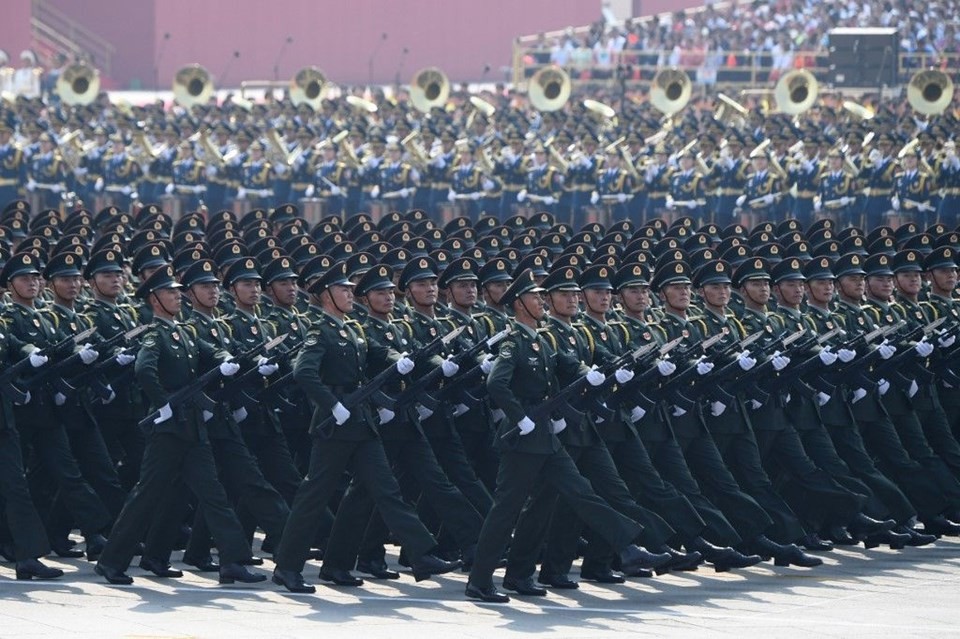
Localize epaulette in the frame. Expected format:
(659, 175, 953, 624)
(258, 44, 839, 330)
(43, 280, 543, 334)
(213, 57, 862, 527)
(691, 317, 709, 336)
(475, 312, 496, 336)
(767, 313, 787, 333)
(182, 323, 199, 339)
(345, 318, 366, 341)
(537, 327, 558, 352)
(920, 300, 939, 320)
(862, 305, 881, 323)
(573, 322, 596, 358)
(41, 307, 59, 329)
(608, 319, 631, 344)
(729, 316, 748, 339)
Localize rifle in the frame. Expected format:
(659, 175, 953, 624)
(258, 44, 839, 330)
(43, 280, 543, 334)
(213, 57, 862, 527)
(60, 325, 151, 401)
(603, 336, 686, 411)
(499, 342, 660, 440)
(644, 331, 729, 411)
(211, 334, 293, 410)
(723, 328, 810, 403)
(13, 326, 100, 395)
(868, 317, 946, 389)
(314, 325, 466, 438)
(804, 323, 901, 392)
(138, 336, 284, 429)
(676, 329, 767, 405)
(404, 327, 510, 413)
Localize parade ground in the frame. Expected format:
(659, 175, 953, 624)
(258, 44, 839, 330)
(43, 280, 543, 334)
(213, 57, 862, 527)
(0, 537, 957, 638)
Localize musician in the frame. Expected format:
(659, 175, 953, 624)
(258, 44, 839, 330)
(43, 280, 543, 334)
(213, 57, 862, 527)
(356, 131, 386, 213)
(519, 142, 562, 216)
(594, 147, 633, 222)
(374, 141, 419, 212)
(99, 135, 141, 211)
(141, 125, 178, 203)
(788, 138, 822, 229)
(76, 126, 109, 205)
(449, 142, 490, 222)
(409, 127, 436, 213)
(287, 128, 317, 202)
(714, 133, 749, 221)
(892, 146, 934, 224)
(816, 148, 857, 225)
(0, 122, 27, 205)
(859, 132, 897, 230)
(738, 149, 782, 224)
(667, 148, 705, 225)
(936, 141, 960, 228)
(236, 141, 275, 208)
(568, 132, 601, 228)
(204, 124, 237, 212)
(168, 141, 207, 212)
(315, 142, 350, 217)
(26, 133, 66, 209)
(643, 142, 672, 222)
(493, 128, 528, 220)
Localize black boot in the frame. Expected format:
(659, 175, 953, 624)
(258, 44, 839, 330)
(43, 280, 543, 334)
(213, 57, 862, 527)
(655, 546, 702, 573)
(319, 568, 364, 586)
(51, 538, 84, 559)
(138, 556, 183, 578)
(272, 569, 316, 593)
(863, 529, 910, 550)
(823, 525, 857, 546)
(751, 535, 822, 567)
(922, 515, 960, 537)
(356, 558, 400, 580)
(799, 533, 833, 552)
(85, 534, 108, 562)
(895, 525, 937, 547)
(96, 563, 134, 585)
(219, 562, 267, 584)
(848, 513, 896, 537)
(686, 537, 762, 572)
(617, 545, 672, 576)
(16, 558, 63, 580)
(410, 553, 460, 582)
(465, 582, 509, 603)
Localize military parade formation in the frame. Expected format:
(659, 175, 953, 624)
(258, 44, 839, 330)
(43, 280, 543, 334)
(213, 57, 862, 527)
(0, 54, 958, 604)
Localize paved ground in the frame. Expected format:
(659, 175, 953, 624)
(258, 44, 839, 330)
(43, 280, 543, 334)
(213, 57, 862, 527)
(1, 538, 959, 638)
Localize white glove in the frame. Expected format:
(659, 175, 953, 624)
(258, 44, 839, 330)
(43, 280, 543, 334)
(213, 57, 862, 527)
(273, 163, 287, 175)
(94, 177, 104, 191)
(819, 348, 838, 365)
(671, 406, 687, 417)
(938, 332, 956, 349)
(710, 400, 727, 417)
(396, 354, 415, 375)
(735, 194, 746, 206)
(232, 406, 248, 423)
(370, 185, 380, 199)
(447, 188, 456, 202)
(51, 183, 63, 193)
(220, 361, 241, 376)
(103, 385, 116, 404)
(517, 416, 535, 436)
(665, 195, 675, 209)
(470, 191, 483, 200)
(25, 179, 36, 192)
(891, 195, 900, 210)
(908, 380, 919, 398)
(614, 368, 634, 384)
(332, 401, 351, 425)
(541, 195, 556, 205)
(590, 190, 599, 204)
(771, 351, 790, 371)
(257, 356, 279, 376)
(116, 352, 136, 366)
(840, 196, 854, 206)
(206, 165, 218, 177)
(416, 404, 434, 420)
(236, 187, 247, 199)
(330, 185, 342, 196)
(814, 198, 822, 212)
(305, 184, 316, 197)
(585, 367, 605, 386)
(762, 193, 775, 205)
(617, 193, 628, 203)
(630, 406, 646, 423)
(202, 410, 214, 422)
(696, 359, 714, 376)
(129, 190, 139, 201)
(736, 351, 757, 371)
(480, 354, 494, 375)
(54, 392, 67, 406)
(550, 418, 567, 434)
(516, 188, 527, 202)
(73, 166, 88, 177)
(877, 342, 896, 360)
(79, 344, 99, 365)
(481, 178, 495, 191)
(803, 159, 815, 173)
(398, 187, 411, 198)
(441, 356, 459, 377)
(377, 407, 395, 424)
(868, 149, 882, 164)
(452, 403, 470, 417)
(657, 359, 677, 376)
(838, 348, 856, 363)
(154, 403, 173, 424)
(816, 392, 831, 406)
(15, 391, 31, 406)
(685, 199, 698, 209)
(29, 351, 47, 368)
(121, 185, 132, 195)
(914, 340, 934, 358)
(784, 393, 791, 404)
(851, 388, 867, 404)
(165, 182, 175, 194)
(877, 378, 890, 396)
(749, 399, 763, 410)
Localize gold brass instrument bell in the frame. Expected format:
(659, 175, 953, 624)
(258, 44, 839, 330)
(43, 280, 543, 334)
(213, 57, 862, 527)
(907, 69, 954, 116)
(173, 64, 214, 108)
(528, 65, 571, 112)
(56, 62, 100, 106)
(290, 66, 326, 111)
(410, 67, 449, 113)
(650, 67, 692, 117)
(773, 69, 818, 115)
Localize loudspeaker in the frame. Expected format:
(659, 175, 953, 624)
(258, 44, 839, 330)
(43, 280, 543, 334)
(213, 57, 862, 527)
(828, 28, 899, 87)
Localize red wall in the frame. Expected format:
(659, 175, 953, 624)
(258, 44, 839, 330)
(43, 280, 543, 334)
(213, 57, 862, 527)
(0, 0, 36, 67)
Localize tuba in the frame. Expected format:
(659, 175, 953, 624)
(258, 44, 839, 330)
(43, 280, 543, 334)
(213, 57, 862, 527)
(650, 67, 692, 117)
(173, 64, 214, 108)
(290, 66, 326, 111)
(57, 62, 100, 106)
(528, 65, 571, 112)
(410, 67, 449, 113)
(907, 69, 954, 116)
(773, 69, 818, 115)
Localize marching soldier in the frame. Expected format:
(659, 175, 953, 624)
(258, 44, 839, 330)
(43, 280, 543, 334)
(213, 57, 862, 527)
(236, 142, 275, 208)
(25, 133, 66, 209)
(494, 129, 529, 220)
(667, 148, 705, 225)
(788, 138, 822, 229)
(99, 135, 141, 210)
(449, 142, 489, 222)
(594, 147, 633, 222)
(314, 141, 349, 217)
(713, 133, 749, 222)
(892, 146, 934, 224)
(816, 148, 857, 225)
(0, 122, 26, 205)
(519, 142, 562, 216)
(167, 141, 207, 212)
(375, 141, 419, 212)
(738, 149, 782, 225)
(936, 141, 960, 228)
(643, 143, 672, 222)
(859, 133, 897, 229)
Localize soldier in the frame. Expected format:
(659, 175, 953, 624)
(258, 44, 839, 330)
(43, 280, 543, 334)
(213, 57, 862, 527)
(667, 148, 705, 225)
(643, 143, 672, 222)
(519, 142, 562, 216)
(374, 141, 419, 212)
(314, 141, 350, 217)
(788, 138, 822, 229)
(0, 251, 111, 560)
(738, 149, 782, 225)
(892, 146, 934, 225)
(714, 133, 749, 222)
(98, 135, 141, 210)
(815, 148, 857, 225)
(449, 142, 489, 222)
(236, 142, 275, 208)
(859, 133, 897, 230)
(594, 147, 633, 222)
(936, 141, 960, 228)
(494, 129, 529, 220)
(0, 122, 26, 206)
(270, 259, 458, 594)
(25, 133, 66, 209)
(922, 247, 960, 439)
(94, 265, 265, 586)
(167, 141, 207, 212)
